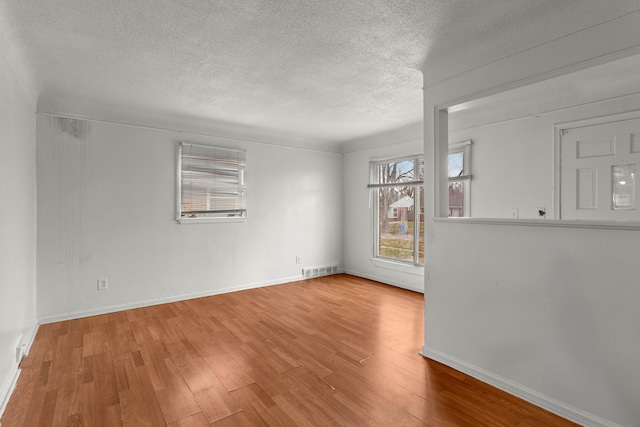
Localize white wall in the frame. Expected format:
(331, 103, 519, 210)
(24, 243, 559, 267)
(426, 222, 640, 426)
(36, 116, 343, 322)
(0, 53, 37, 411)
(450, 93, 640, 219)
(343, 132, 424, 293)
(423, 12, 640, 427)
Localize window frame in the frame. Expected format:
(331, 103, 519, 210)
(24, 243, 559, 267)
(369, 154, 424, 266)
(176, 142, 247, 224)
(448, 140, 472, 217)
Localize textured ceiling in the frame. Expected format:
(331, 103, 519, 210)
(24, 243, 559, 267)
(1, 0, 639, 147)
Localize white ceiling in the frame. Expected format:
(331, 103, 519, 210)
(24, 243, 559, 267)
(1, 0, 639, 148)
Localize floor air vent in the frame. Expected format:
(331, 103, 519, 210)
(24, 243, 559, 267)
(302, 265, 339, 279)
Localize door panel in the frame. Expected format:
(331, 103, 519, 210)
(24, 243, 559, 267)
(576, 137, 615, 158)
(576, 168, 597, 210)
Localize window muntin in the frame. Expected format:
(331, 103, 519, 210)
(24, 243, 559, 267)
(178, 142, 247, 221)
(370, 156, 424, 265)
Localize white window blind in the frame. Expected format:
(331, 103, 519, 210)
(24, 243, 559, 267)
(178, 142, 247, 221)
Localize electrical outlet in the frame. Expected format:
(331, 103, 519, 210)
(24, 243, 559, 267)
(97, 278, 108, 291)
(536, 207, 547, 218)
(508, 208, 519, 219)
(296, 256, 301, 264)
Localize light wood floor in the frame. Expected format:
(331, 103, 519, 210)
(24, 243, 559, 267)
(1, 274, 578, 427)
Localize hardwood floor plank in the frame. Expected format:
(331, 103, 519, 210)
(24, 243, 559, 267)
(165, 339, 241, 423)
(138, 340, 171, 391)
(279, 367, 368, 427)
(114, 351, 164, 427)
(82, 351, 123, 427)
(36, 388, 57, 427)
(168, 412, 210, 427)
(128, 353, 167, 426)
(210, 411, 253, 427)
(230, 384, 297, 427)
(50, 346, 84, 426)
(270, 392, 320, 427)
(200, 351, 254, 393)
(1, 275, 580, 427)
(154, 357, 201, 423)
(241, 340, 299, 375)
(66, 413, 83, 427)
(324, 368, 426, 426)
(0, 368, 36, 427)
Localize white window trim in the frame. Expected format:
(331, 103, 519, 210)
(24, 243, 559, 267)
(369, 155, 424, 266)
(177, 216, 247, 224)
(177, 142, 248, 224)
(448, 140, 472, 217)
(371, 257, 424, 275)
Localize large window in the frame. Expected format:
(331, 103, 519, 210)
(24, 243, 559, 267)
(369, 156, 424, 265)
(368, 149, 470, 264)
(177, 142, 247, 222)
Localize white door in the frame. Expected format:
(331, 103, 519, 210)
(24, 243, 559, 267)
(561, 117, 640, 220)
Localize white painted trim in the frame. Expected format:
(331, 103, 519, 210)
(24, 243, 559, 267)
(177, 217, 247, 224)
(449, 139, 471, 150)
(0, 320, 39, 419)
(428, 45, 640, 107)
(343, 269, 424, 294)
(421, 348, 623, 427)
(433, 216, 640, 231)
(448, 92, 640, 135)
(553, 125, 562, 219)
(36, 111, 344, 154)
(0, 361, 20, 419)
(555, 109, 640, 131)
(38, 275, 303, 324)
(369, 152, 423, 164)
(370, 258, 424, 276)
(22, 321, 39, 359)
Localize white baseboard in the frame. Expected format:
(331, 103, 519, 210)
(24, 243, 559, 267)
(422, 347, 622, 427)
(38, 275, 303, 324)
(343, 269, 424, 294)
(0, 319, 39, 419)
(22, 320, 39, 359)
(0, 360, 20, 419)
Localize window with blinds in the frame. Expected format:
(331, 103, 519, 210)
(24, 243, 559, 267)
(177, 142, 247, 222)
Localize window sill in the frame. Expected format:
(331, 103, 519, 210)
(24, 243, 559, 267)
(371, 258, 424, 276)
(434, 217, 640, 231)
(177, 217, 247, 224)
